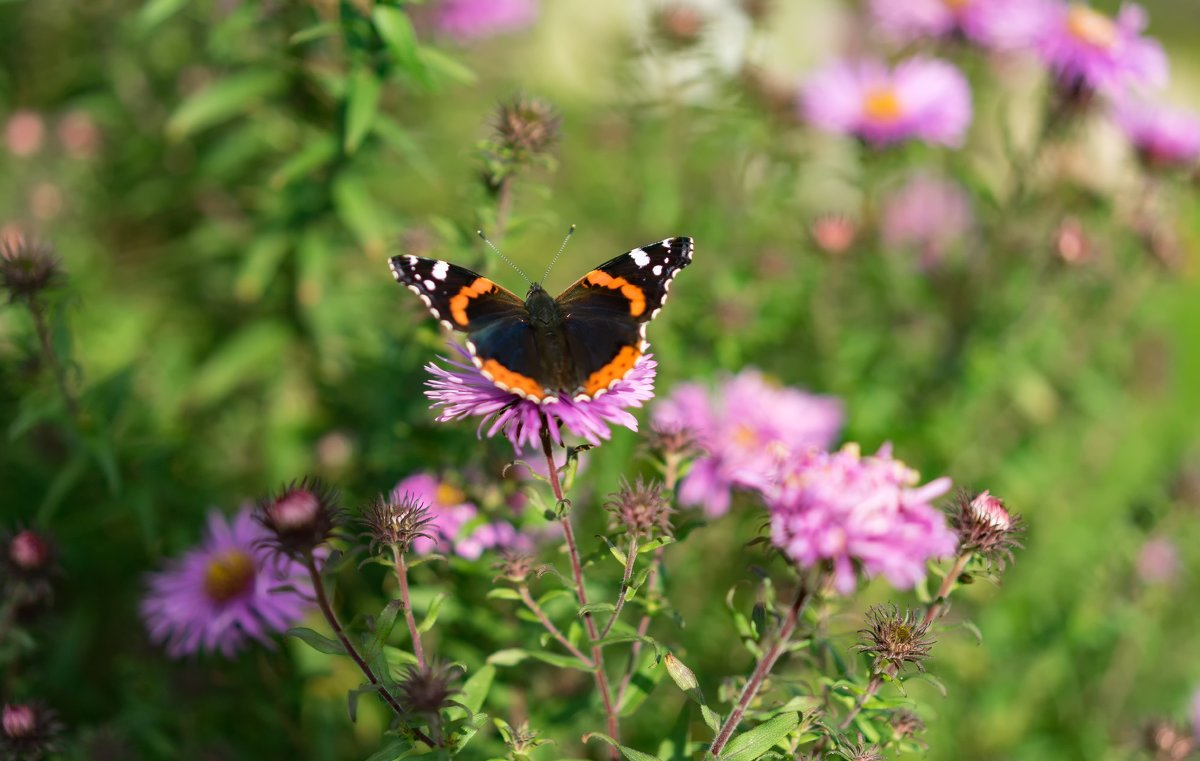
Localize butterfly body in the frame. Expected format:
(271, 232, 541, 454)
(390, 237, 693, 404)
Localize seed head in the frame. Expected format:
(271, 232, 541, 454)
(0, 235, 60, 304)
(492, 95, 560, 161)
(856, 604, 935, 676)
(1, 702, 63, 760)
(493, 550, 537, 583)
(889, 708, 926, 742)
(398, 661, 461, 716)
(255, 477, 341, 558)
(837, 739, 883, 761)
(605, 477, 673, 540)
(362, 493, 434, 555)
(949, 490, 1024, 571)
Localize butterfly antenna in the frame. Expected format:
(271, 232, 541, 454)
(542, 224, 577, 283)
(477, 230, 531, 286)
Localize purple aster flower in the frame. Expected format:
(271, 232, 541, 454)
(869, 0, 1054, 49)
(653, 370, 843, 517)
(881, 173, 974, 268)
(392, 473, 534, 560)
(433, 0, 538, 42)
(1036, 3, 1167, 96)
(763, 444, 957, 594)
(425, 341, 657, 451)
(141, 507, 314, 658)
(1114, 98, 1200, 169)
(801, 57, 972, 147)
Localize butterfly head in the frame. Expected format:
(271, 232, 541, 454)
(524, 282, 561, 329)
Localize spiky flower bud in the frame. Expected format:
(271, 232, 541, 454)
(0, 236, 60, 304)
(492, 95, 560, 163)
(838, 739, 883, 761)
(255, 477, 341, 558)
(889, 708, 926, 742)
(949, 490, 1024, 571)
(7, 530, 51, 575)
(398, 661, 461, 716)
(645, 420, 698, 460)
(1, 702, 63, 760)
(605, 477, 673, 540)
(856, 604, 935, 677)
(362, 494, 434, 555)
(493, 550, 536, 583)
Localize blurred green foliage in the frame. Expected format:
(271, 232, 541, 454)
(2, 1, 1199, 759)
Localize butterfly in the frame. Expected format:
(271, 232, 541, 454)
(389, 237, 693, 404)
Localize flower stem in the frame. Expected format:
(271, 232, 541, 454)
(305, 554, 435, 747)
(518, 584, 594, 667)
(600, 536, 637, 638)
(28, 300, 78, 422)
(837, 674, 883, 730)
(921, 551, 972, 628)
(494, 175, 514, 244)
(392, 545, 426, 669)
(538, 419, 620, 756)
(709, 582, 812, 757)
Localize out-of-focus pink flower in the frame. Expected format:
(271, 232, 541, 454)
(881, 173, 974, 268)
(1191, 690, 1200, 741)
(141, 507, 315, 657)
(653, 370, 843, 517)
(801, 57, 972, 147)
(1114, 98, 1200, 169)
(392, 473, 533, 559)
(56, 111, 101, 159)
(869, 0, 1055, 50)
(425, 342, 656, 451)
(1135, 536, 1179, 585)
(433, 0, 538, 41)
(1036, 3, 1167, 96)
(4, 111, 45, 157)
(763, 443, 957, 594)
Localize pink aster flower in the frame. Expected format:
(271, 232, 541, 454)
(141, 507, 314, 657)
(881, 173, 974, 268)
(801, 57, 972, 147)
(1192, 690, 1200, 741)
(653, 370, 843, 517)
(1036, 3, 1167, 96)
(433, 0, 538, 42)
(425, 342, 656, 451)
(763, 444, 957, 594)
(392, 473, 532, 560)
(1114, 98, 1200, 169)
(1135, 536, 1179, 585)
(869, 0, 1055, 49)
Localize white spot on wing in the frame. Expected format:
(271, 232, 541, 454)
(632, 248, 650, 267)
(432, 261, 449, 280)
(405, 255, 417, 264)
(652, 264, 663, 276)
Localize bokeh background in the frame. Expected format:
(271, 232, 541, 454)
(2, 0, 1200, 759)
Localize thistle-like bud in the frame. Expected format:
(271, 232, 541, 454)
(889, 708, 926, 742)
(7, 530, 51, 576)
(652, 5, 706, 49)
(645, 420, 698, 460)
(362, 493, 434, 555)
(605, 477, 673, 540)
(398, 661, 461, 716)
(492, 96, 559, 161)
(856, 605, 935, 677)
(839, 739, 884, 761)
(2, 528, 56, 613)
(1, 702, 63, 760)
(493, 550, 536, 583)
(949, 490, 1024, 571)
(0, 235, 60, 305)
(499, 720, 545, 755)
(255, 477, 341, 558)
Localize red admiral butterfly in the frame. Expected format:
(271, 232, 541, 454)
(389, 236, 693, 404)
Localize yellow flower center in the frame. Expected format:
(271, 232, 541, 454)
(732, 424, 759, 449)
(436, 482, 465, 506)
(943, 0, 971, 10)
(1066, 5, 1117, 49)
(203, 549, 256, 603)
(863, 88, 904, 123)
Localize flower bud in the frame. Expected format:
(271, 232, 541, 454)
(0, 235, 60, 305)
(811, 214, 858, 256)
(949, 490, 1024, 571)
(256, 477, 341, 558)
(1142, 719, 1194, 761)
(652, 5, 706, 49)
(605, 477, 673, 540)
(398, 661, 461, 716)
(856, 604, 935, 676)
(362, 493, 434, 555)
(8, 530, 50, 573)
(1, 702, 62, 759)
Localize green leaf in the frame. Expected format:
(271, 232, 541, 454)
(583, 733, 663, 761)
(637, 536, 676, 554)
(374, 6, 421, 71)
(663, 653, 720, 733)
(365, 599, 405, 660)
(579, 602, 616, 617)
(188, 322, 291, 405)
(599, 535, 627, 566)
(457, 665, 495, 716)
(417, 592, 445, 633)
(344, 66, 382, 154)
(618, 648, 664, 717)
(487, 648, 529, 666)
(287, 627, 345, 655)
(529, 651, 592, 671)
(347, 683, 378, 723)
(718, 712, 801, 761)
(290, 21, 339, 45)
(166, 70, 286, 139)
(416, 47, 477, 85)
(486, 588, 522, 601)
(136, 0, 188, 32)
(270, 135, 336, 188)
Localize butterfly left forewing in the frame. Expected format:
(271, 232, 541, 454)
(388, 255, 525, 332)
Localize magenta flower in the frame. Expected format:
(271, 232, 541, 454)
(392, 473, 531, 560)
(433, 0, 537, 41)
(1135, 536, 1179, 585)
(425, 342, 656, 451)
(869, 0, 1055, 49)
(1114, 98, 1200, 168)
(653, 370, 843, 517)
(881, 173, 974, 268)
(763, 444, 957, 594)
(1036, 3, 1167, 95)
(141, 507, 314, 657)
(801, 57, 972, 147)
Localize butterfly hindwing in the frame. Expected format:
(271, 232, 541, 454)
(388, 255, 525, 332)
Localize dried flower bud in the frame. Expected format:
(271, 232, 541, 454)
(605, 477, 673, 540)
(856, 604, 935, 677)
(811, 214, 858, 256)
(500, 720, 546, 754)
(889, 708, 926, 741)
(949, 490, 1024, 571)
(398, 661, 461, 715)
(256, 477, 341, 558)
(1142, 719, 1195, 761)
(645, 420, 698, 460)
(652, 4, 706, 48)
(493, 550, 536, 583)
(839, 739, 884, 761)
(362, 493, 434, 555)
(0, 236, 60, 304)
(493, 95, 560, 161)
(1, 702, 63, 760)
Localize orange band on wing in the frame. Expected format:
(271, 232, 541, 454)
(583, 345, 642, 396)
(449, 278, 497, 326)
(481, 359, 547, 400)
(584, 271, 646, 317)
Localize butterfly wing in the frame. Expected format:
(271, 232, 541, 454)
(388, 255, 555, 402)
(554, 237, 694, 399)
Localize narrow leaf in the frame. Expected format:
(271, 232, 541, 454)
(719, 712, 800, 761)
(583, 733, 663, 761)
(344, 66, 382, 154)
(417, 592, 445, 633)
(167, 70, 285, 139)
(287, 627, 345, 655)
